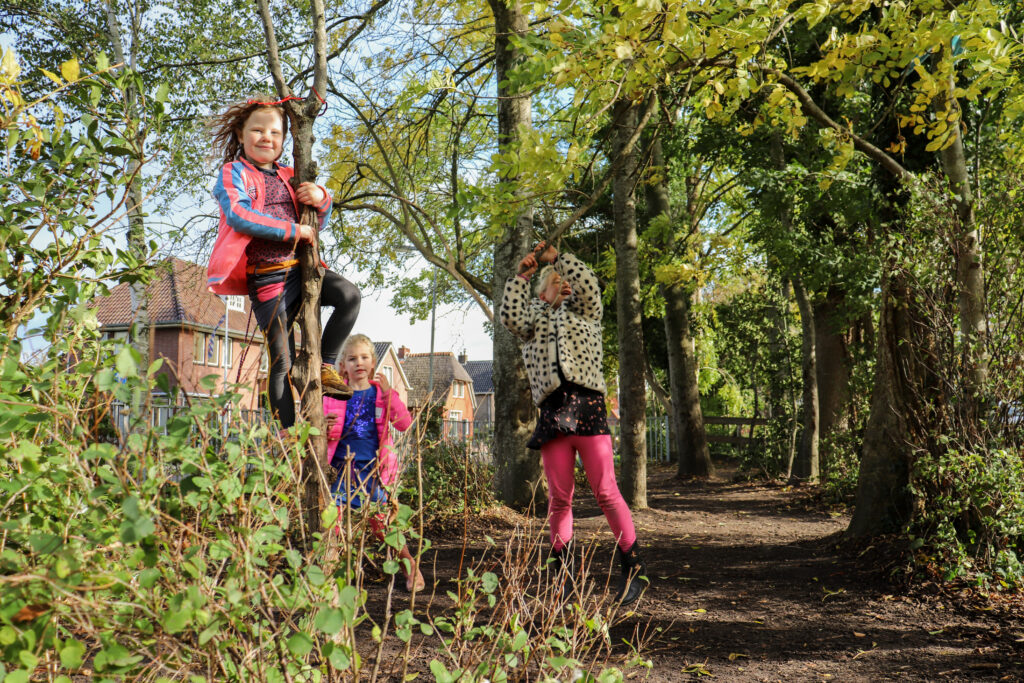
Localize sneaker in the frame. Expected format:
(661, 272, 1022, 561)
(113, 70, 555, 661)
(321, 365, 354, 400)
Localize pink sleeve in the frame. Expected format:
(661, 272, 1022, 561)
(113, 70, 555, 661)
(386, 390, 413, 431)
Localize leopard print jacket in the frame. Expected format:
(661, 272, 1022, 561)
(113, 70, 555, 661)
(500, 253, 607, 406)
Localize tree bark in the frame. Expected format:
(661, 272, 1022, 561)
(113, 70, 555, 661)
(104, 0, 149, 430)
(612, 99, 647, 508)
(488, 0, 543, 510)
(665, 283, 712, 478)
(792, 277, 819, 483)
(933, 70, 987, 405)
(814, 293, 851, 440)
(256, 0, 331, 541)
(846, 268, 935, 537)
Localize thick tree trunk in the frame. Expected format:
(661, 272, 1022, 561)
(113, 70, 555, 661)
(814, 292, 851, 440)
(666, 283, 712, 478)
(488, 0, 543, 510)
(792, 277, 819, 483)
(846, 269, 935, 536)
(612, 99, 647, 508)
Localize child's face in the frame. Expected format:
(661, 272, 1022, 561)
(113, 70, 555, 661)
(239, 108, 284, 169)
(343, 343, 375, 386)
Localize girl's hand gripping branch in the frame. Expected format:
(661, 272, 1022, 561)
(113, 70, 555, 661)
(295, 182, 325, 207)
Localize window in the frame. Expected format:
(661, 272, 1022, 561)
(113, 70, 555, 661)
(381, 365, 393, 384)
(206, 335, 221, 366)
(452, 381, 464, 398)
(260, 345, 269, 373)
(193, 332, 207, 365)
(448, 410, 462, 421)
(222, 337, 233, 368)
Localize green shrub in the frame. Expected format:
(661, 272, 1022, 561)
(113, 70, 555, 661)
(910, 446, 1024, 589)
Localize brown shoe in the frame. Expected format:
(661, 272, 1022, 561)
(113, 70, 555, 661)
(321, 365, 354, 400)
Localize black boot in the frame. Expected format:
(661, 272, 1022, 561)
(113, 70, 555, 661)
(548, 542, 576, 602)
(614, 541, 648, 606)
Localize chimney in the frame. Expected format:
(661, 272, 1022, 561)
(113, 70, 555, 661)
(398, 345, 410, 360)
(458, 351, 467, 365)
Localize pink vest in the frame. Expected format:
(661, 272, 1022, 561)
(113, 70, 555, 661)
(207, 157, 331, 295)
(323, 382, 413, 487)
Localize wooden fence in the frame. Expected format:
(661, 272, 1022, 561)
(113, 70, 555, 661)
(703, 416, 768, 448)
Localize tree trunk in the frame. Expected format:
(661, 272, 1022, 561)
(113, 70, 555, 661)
(934, 72, 987, 405)
(644, 135, 711, 478)
(285, 111, 328, 540)
(104, 0, 149, 430)
(666, 283, 712, 478)
(792, 277, 819, 483)
(814, 292, 851, 440)
(488, 0, 543, 510)
(611, 99, 647, 508)
(776, 279, 799, 479)
(846, 268, 936, 536)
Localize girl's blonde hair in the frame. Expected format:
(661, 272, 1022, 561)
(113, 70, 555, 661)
(339, 334, 377, 382)
(535, 265, 556, 297)
(208, 97, 289, 166)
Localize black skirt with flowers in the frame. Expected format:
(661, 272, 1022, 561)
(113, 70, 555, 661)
(527, 378, 610, 450)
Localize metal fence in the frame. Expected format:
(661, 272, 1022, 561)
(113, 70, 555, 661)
(609, 414, 672, 464)
(109, 399, 268, 438)
(107, 404, 675, 464)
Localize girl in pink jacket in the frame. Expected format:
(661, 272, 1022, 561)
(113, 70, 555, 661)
(207, 98, 360, 429)
(324, 334, 425, 592)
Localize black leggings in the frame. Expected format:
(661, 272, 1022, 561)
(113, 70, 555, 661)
(249, 268, 360, 428)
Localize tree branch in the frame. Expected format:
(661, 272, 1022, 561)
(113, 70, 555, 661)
(546, 90, 660, 243)
(766, 68, 913, 182)
(255, 0, 289, 96)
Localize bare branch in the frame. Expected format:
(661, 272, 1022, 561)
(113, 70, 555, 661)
(255, 0, 290, 96)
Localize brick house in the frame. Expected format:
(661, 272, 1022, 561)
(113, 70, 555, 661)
(94, 259, 415, 425)
(398, 349, 476, 439)
(461, 355, 494, 423)
(371, 341, 412, 408)
(94, 257, 267, 411)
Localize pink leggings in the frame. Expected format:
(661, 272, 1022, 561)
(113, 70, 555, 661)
(541, 434, 636, 552)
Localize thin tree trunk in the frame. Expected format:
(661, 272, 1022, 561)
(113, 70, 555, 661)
(612, 99, 647, 508)
(104, 0, 149, 430)
(933, 70, 987, 405)
(256, 0, 331, 541)
(666, 284, 712, 478)
(792, 277, 819, 483)
(488, 0, 543, 510)
(814, 292, 851, 440)
(287, 113, 328, 539)
(645, 135, 711, 478)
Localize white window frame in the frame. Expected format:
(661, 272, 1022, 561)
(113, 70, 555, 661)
(194, 332, 207, 365)
(222, 337, 233, 368)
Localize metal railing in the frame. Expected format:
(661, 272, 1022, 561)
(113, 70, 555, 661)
(109, 399, 268, 438)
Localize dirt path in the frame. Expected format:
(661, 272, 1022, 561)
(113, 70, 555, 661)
(368, 464, 1023, 681)
(567, 466, 1024, 682)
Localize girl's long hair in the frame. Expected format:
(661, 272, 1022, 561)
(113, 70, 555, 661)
(208, 97, 289, 167)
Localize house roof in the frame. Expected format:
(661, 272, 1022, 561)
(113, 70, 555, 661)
(463, 359, 493, 395)
(401, 352, 473, 405)
(94, 257, 260, 337)
(372, 341, 411, 390)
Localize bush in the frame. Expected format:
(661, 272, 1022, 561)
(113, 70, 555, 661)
(909, 446, 1024, 589)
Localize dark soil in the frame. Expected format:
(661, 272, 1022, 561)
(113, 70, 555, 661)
(362, 464, 1024, 682)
